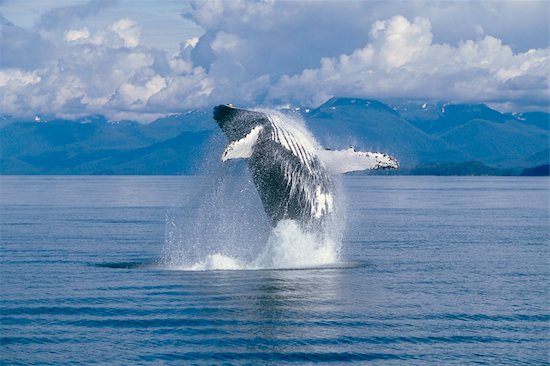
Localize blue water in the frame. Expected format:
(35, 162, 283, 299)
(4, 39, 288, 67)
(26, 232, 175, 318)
(1, 176, 548, 365)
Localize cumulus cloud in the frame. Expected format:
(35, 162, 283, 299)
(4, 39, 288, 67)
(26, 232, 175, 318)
(269, 15, 549, 109)
(183, 1, 375, 79)
(0, 14, 209, 121)
(0, 69, 41, 87)
(184, 0, 548, 111)
(64, 27, 90, 42)
(0, 1, 548, 122)
(110, 18, 140, 48)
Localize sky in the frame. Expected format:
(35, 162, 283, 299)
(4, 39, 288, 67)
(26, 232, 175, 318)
(0, 0, 549, 121)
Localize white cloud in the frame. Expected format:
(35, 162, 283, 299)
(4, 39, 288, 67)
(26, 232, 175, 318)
(185, 37, 199, 48)
(110, 18, 140, 48)
(0, 69, 41, 87)
(210, 31, 242, 54)
(118, 75, 167, 105)
(0, 1, 548, 121)
(64, 27, 90, 42)
(269, 16, 549, 109)
(61, 20, 142, 48)
(370, 16, 433, 69)
(0, 16, 210, 119)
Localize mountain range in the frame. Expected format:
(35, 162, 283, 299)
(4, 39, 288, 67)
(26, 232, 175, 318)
(1, 98, 548, 175)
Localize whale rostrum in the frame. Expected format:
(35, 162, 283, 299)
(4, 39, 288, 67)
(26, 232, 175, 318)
(213, 104, 399, 228)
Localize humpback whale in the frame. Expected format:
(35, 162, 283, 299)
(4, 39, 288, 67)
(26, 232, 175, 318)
(213, 105, 399, 229)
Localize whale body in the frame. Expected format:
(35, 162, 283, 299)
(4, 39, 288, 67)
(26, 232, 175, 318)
(213, 105, 398, 229)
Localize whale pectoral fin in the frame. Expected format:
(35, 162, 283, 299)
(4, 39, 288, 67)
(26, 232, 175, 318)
(222, 125, 263, 161)
(317, 147, 399, 174)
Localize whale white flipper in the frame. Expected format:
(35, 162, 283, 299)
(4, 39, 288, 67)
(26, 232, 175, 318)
(222, 125, 263, 161)
(317, 147, 399, 174)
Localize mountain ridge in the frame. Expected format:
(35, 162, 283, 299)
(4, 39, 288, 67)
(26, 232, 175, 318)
(1, 98, 548, 175)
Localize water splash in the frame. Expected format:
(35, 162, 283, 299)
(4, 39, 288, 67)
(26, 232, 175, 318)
(252, 219, 340, 269)
(160, 109, 345, 271)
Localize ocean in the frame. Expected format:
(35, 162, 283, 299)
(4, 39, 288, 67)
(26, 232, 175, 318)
(1, 175, 548, 365)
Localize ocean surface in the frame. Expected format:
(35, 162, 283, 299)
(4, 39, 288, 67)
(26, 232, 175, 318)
(1, 176, 548, 365)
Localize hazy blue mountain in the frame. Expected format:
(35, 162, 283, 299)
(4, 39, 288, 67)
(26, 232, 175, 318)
(521, 164, 550, 176)
(67, 131, 214, 175)
(386, 99, 548, 168)
(439, 118, 548, 166)
(1, 112, 217, 174)
(0, 114, 19, 127)
(305, 97, 462, 166)
(391, 101, 513, 135)
(1, 98, 548, 175)
(508, 112, 550, 131)
(144, 110, 215, 140)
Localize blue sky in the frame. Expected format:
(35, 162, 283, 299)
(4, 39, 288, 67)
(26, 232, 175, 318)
(1, 0, 548, 121)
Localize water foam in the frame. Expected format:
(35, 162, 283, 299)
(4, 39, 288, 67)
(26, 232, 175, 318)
(184, 253, 245, 271)
(166, 219, 341, 271)
(252, 220, 339, 269)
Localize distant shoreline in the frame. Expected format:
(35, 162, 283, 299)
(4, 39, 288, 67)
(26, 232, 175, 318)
(2, 169, 548, 177)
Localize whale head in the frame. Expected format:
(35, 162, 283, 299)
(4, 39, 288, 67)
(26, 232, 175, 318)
(213, 104, 268, 142)
(213, 104, 237, 131)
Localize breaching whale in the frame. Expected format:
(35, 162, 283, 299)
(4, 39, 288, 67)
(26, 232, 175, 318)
(213, 105, 399, 229)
